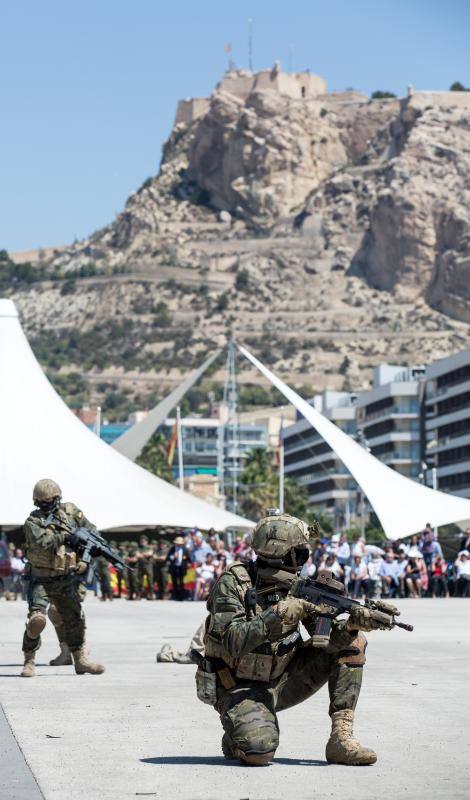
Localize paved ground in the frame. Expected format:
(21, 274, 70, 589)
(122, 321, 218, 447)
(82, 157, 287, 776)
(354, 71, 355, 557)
(0, 597, 469, 800)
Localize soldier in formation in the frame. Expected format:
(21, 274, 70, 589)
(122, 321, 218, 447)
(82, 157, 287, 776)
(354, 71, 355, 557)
(153, 536, 170, 599)
(199, 511, 390, 766)
(20, 479, 105, 678)
(137, 535, 155, 600)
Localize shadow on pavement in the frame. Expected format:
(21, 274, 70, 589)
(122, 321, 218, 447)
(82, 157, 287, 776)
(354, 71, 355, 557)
(141, 756, 328, 767)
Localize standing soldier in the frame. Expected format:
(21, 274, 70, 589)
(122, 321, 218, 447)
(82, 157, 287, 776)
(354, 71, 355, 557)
(153, 535, 170, 600)
(21, 479, 104, 678)
(115, 541, 127, 598)
(96, 555, 113, 601)
(137, 535, 155, 600)
(126, 543, 139, 600)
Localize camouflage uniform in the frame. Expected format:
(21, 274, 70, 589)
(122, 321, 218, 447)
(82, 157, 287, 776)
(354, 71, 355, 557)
(22, 501, 94, 655)
(204, 561, 365, 764)
(95, 555, 113, 600)
(153, 538, 170, 600)
(137, 539, 155, 600)
(126, 545, 139, 600)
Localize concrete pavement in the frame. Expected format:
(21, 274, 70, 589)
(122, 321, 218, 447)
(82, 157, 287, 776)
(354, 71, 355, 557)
(0, 597, 469, 800)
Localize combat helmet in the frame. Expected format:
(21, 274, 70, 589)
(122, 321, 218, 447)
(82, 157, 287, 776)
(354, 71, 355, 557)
(252, 509, 311, 571)
(33, 479, 62, 507)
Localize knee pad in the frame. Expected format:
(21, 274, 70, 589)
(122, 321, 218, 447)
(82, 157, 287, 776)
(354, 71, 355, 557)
(338, 632, 367, 666)
(47, 604, 62, 628)
(226, 699, 279, 763)
(26, 612, 47, 638)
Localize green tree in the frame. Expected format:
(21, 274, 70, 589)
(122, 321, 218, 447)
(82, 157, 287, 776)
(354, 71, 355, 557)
(450, 81, 468, 91)
(239, 448, 309, 520)
(136, 431, 174, 482)
(371, 90, 397, 99)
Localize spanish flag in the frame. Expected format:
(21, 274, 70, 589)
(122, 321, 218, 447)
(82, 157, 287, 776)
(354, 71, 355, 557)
(167, 418, 178, 466)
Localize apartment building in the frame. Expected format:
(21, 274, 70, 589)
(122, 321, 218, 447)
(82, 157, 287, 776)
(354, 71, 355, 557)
(283, 391, 358, 525)
(356, 364, 425, 481)
(424, 348, 470, 498)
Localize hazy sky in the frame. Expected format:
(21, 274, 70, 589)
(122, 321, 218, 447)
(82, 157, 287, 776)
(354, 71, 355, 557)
(1, 0, 469, 251)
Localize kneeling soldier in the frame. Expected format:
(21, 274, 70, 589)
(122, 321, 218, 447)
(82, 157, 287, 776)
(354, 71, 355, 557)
(199, 511, 386, 766)
(21, 479, 105, 678)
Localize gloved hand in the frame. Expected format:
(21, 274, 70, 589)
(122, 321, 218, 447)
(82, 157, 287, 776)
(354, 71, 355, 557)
(273, 597, 313, 634)
(64, 531, 80, 549)
(347, 605, 392, 632)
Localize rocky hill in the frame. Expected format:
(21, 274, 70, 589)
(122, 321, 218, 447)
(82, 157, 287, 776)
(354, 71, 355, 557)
(5, 68, 470, 416)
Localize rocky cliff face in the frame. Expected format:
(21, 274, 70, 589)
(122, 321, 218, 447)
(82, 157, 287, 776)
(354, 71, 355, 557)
(7, 75, 470, 412)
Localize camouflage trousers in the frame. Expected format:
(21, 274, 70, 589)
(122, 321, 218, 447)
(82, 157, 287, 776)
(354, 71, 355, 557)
(153, 563, 169, 599)
(216, 647, 363, 759)
(23, 575, 86, 654)
(138, 562, 155, 598)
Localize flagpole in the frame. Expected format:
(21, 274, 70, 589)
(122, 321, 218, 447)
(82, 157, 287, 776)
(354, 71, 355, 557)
(279, 415, 284, 513)
(176, 405, 184, 491)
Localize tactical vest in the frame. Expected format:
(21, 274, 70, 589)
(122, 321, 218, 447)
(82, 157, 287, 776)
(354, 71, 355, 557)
(204, 561, 298, 684)
(25, 502, 80, 577)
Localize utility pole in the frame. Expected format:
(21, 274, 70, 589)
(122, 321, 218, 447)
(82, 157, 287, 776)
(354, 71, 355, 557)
(356, 428, 370, 537)
(248, 18, 253, 72)
(219, 342, 239, 512)
(176, 405, 184, 492)
(278, 416, 285, 513)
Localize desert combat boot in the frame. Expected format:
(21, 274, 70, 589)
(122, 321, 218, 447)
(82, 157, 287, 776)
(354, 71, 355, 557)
(50, 642, 72, 666)
(20, 653, 36, 678)
(72, 646, 105, 675)
(325, 709, 377, 766)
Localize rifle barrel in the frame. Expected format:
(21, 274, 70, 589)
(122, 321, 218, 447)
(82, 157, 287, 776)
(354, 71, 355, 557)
(395, 621, 414, 632)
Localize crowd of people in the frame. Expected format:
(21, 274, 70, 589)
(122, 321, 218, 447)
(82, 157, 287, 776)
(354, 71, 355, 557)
(2, 524, 470, 602)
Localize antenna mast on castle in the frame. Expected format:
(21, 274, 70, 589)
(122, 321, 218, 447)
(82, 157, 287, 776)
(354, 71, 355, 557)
(248, 17, 253, 71)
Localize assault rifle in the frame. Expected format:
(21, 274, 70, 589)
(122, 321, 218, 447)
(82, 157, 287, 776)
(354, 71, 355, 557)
(45, 514, 128, 574)
(288, 570, 413, 650)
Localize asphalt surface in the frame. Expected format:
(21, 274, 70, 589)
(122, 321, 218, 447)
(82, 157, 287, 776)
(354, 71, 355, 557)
(0, 597, 469, 800)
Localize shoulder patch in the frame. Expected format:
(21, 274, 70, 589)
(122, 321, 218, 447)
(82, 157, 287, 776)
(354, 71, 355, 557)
(63, 502, 78, 514)
(227, 562, 251, 584)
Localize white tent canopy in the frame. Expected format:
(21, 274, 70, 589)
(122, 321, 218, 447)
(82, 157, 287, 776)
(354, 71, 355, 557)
(112, 348, 221, 460)
(0, 299, 251, 531)
(238, 344, 470, 540)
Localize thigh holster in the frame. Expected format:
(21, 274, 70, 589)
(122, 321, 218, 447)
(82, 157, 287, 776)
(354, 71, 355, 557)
(337, 632, 367, 667)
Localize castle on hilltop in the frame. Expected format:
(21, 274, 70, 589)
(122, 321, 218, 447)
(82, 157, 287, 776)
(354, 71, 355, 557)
(174, 62, 470, 126)
(175, 63, 368, 125)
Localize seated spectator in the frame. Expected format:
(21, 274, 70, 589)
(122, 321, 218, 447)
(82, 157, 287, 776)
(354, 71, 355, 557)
(214, 553, 228, 579)
(366, 554, 382, 599)
(406, 557, 422, 597)
(300, 556, 316, 579)
(232, 536, 244, 559)
(350, 555, 370, 599)
(455, 550, 470, 597)
(190, 532, 213, 564)
(378, 553, 399, 597)
(10, 548, 26, 601)
(351, 535, 366, 559)
(407, 534, 423, 559)
(238, 533, 255, 564)
(194, 554, 216, 600)
(311, 538, 326, 569)
(431, 555, 449, 598)
(395, 550, 409, 598)
(321, 554, 344, 582)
